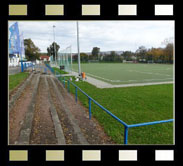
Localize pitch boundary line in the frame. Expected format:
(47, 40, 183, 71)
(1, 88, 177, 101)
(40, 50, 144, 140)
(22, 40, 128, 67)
(128, 70, 171, 77)
(70, 70, 174, 88)
(83, 72, 173, 83)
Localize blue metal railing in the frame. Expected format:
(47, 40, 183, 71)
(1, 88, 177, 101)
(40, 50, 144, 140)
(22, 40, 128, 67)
(46, 64, 174, 144)
(45, 63, 55, 74)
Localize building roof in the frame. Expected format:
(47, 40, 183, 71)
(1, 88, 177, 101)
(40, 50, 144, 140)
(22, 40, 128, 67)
(40, 55, 49, 60)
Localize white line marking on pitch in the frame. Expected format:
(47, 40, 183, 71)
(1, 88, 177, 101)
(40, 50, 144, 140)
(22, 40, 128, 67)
(128, 70, 171, 76)
(85, 72, 172, 83)
(71, 69, 173, 83)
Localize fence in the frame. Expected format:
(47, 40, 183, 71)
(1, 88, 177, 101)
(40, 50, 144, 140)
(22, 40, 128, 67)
(46, 64, 174, 145)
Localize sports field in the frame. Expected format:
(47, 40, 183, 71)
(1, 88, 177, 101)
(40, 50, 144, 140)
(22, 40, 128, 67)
(72, 63, 173, 85)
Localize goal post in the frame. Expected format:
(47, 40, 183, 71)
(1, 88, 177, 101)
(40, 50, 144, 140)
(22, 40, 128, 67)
(57, 45, 72, 73)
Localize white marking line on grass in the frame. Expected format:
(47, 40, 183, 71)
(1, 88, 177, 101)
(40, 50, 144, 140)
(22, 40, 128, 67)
(70, 71, 173, 88)
(151, 68, 171, 71)
(85, 72, 172, 83)
(128, 70, 171, 77)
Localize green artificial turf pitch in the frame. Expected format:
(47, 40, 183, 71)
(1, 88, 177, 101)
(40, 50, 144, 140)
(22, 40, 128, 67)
(72, 63, 173, 85)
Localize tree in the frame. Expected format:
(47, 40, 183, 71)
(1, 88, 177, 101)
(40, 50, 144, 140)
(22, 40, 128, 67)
(47, 42, 60, 61)
(161, 37, 174, 63)
(91, 47, 100, 60)
(147, 48, 164, 63)
(102, 51, 123, 62)
(110, 51, 116, 62)
(121, 51, 134, 61)
(47, 47, 52, 57)
(80, 53, 89, 62)
(136, 46, 147, 62)
(164, 43, 173, 63)
(24, 39, 41, 61)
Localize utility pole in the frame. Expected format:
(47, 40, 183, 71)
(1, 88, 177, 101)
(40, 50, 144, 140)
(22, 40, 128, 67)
(53, 25, 56, 65)
(77, 21, 81, 76)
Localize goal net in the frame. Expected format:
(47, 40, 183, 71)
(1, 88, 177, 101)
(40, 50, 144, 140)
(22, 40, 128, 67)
(57, 46, 72, 73)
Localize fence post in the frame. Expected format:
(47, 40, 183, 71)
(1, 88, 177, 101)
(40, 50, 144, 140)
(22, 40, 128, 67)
(124, 126, 129, 145)
(88, 97, 92, 120)
(21, 62, 24, 72)
(67, 80, 70, 92)
(75, 87, 78, 102)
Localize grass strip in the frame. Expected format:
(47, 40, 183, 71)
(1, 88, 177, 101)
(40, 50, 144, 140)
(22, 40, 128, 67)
(9, 72, 29, 91)
(52, 67, 69, 74)
(59, 76, 173, 144)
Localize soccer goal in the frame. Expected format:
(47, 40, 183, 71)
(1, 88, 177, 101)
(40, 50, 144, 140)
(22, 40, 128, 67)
(57, 46, 72, 73)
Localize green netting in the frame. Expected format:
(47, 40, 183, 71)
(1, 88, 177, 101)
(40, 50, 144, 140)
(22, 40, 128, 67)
(50, 46, 72, 73)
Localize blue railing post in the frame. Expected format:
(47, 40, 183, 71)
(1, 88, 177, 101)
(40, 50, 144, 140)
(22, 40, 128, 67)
(88, 97, 92, 120)
(68, 80, 70, 92)
(124, 126, 129, 145)
(75, 87, 78, 102)
(21, 62, 24, 72)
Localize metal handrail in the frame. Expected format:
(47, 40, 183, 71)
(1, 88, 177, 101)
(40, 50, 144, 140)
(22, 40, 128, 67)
(46, 64, 174, 144)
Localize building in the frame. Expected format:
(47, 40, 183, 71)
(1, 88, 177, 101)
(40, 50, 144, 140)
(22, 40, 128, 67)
(40, 55, 50, 62)
(9, 54, 20, 67)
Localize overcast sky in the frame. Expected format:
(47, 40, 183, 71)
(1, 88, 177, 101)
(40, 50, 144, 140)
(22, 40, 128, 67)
(9, 21, 174, 53)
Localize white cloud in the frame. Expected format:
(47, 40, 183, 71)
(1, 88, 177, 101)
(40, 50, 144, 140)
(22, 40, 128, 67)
(9, 21, 174, 53)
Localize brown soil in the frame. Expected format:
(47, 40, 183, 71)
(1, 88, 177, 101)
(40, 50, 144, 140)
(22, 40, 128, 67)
(30, 76, 57, 144)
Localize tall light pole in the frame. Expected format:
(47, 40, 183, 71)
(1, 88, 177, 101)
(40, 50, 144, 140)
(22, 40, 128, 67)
(53, 25, 56, 65)
(77, 21, 81, 76)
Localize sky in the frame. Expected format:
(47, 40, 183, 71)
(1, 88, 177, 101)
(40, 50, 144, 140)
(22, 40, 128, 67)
(9, 21, 174, 53)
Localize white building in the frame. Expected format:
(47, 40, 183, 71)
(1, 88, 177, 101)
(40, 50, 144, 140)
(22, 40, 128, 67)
(9, 54, 20, 67)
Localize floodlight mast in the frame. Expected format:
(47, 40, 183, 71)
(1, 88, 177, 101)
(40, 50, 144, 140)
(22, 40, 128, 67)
(77, 21, 81, 76)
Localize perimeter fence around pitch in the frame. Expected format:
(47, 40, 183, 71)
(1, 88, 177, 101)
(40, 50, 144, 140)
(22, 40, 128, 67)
(45, 63, 174, 144)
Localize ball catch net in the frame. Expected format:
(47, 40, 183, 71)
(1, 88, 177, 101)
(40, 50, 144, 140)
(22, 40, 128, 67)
(50, 45, 72, 73)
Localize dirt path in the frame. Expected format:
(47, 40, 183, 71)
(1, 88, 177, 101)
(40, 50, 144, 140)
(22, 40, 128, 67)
(9, 65, 114, 145)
